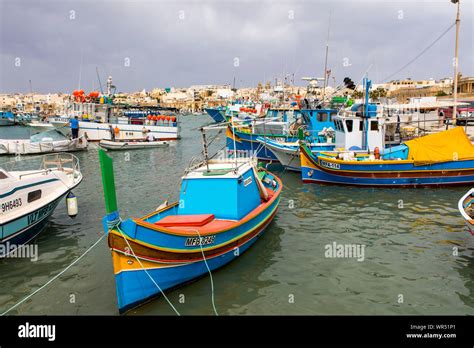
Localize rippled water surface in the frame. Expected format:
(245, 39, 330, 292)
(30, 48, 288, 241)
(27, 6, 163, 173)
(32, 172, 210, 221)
(0, 116, 473, 315)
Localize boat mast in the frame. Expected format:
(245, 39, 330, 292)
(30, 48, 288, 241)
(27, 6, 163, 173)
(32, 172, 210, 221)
(452, 0, 461, 126)
(200, 128, 210, 172)
(322, 11, 331, 104)
(363, 76, 371, 151)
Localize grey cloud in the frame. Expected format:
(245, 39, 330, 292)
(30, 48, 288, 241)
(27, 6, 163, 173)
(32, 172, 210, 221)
(1, 0, 472, 93)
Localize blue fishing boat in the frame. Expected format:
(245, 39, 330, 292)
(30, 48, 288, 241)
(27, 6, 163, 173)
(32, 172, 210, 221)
(227, 108, 336, 162)
(0, 154, 82, 256)
(204, 107, 226, 123)
(99, 129, 283, 313)
(300, 126, 474, 187)
(0, 111, 16, 126)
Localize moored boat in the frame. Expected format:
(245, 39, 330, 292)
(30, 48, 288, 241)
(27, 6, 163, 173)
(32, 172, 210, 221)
(0, 130, 88, 155)
(226, 108, 320, 161)
(458, 188, 474, 235)
(99, 129, 282, 313)
(257, 136, 334, 172)
(0, 111, 16, 126)
(301, 127, 474, 187)
(0, 153, 83, 256)
(99, 139, 169, 150)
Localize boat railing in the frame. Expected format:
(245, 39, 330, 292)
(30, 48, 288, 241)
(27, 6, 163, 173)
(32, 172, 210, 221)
(185, 156, 206, 174)
(1, 153, 80, 177)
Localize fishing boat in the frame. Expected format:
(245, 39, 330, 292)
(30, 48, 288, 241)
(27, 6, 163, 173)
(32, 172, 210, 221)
(458, 188, 474, 234)
(99, 139, 169, 151)
(230, 108, 336, 163)
(0, 111, 16, 126)
(0, 153, 83, 256)
(49, 105, 179, 142)
(226, 108, 308, 161)
(99, 128, 282, 313)
(0, 130, 88, 155)
(301, 126, 474, 187)
(32, 77, 180, 141)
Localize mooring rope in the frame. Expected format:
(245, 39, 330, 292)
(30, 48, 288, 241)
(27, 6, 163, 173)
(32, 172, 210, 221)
(191, 228, 218, 316)
(1, 234, 105, 316)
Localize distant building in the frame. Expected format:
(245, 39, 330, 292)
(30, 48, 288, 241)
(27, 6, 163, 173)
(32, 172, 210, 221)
(458, 76, 474, 95)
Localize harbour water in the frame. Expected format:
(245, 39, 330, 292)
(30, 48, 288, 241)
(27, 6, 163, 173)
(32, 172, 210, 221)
(0, 115, 473, 315)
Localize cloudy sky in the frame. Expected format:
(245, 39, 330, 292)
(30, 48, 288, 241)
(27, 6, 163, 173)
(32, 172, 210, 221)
(0, 0, 473, 93)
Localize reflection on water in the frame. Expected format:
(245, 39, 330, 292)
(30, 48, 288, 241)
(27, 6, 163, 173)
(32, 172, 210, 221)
(0, 118, 473, 315)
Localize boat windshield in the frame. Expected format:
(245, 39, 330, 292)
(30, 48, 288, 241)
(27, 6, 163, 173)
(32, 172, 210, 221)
(30, 130, 68, 143)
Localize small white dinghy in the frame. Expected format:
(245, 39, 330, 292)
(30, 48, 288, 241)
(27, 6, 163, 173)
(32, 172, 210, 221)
(0, 130, 88, 155)
(458, 188, 474, 235)
(0, 153, 83, 257)
(99, 139, 169, 151)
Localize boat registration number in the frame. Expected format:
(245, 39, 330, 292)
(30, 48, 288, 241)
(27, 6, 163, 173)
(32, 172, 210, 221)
(319, 160, 340, 170)
(27, 201, 57, 225)
(1, 198, 22, 213)
(185, 235, 216, 247)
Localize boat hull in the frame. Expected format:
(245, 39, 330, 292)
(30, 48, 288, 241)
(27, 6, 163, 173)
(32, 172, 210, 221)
(300, 144, 474, 187)
(0, 119, 16, 126)
(112, 211, 275, 313)
(107, 168, 282, 313)
(204, 108, 225, 123)
(458, 188, 474, 235)
(258, 138, 334, 172)
(51, 119, 179, 142)
(0, 194, 64, 256)
(0, 139, 87, 155)
(226, 127, 299, 162)
(99, 140, 169, 150)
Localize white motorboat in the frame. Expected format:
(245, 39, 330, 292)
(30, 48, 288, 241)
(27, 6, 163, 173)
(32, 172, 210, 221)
(0, 153, 83, 256)
(99, 139, 169, 150)
(0, 130, 88, 155)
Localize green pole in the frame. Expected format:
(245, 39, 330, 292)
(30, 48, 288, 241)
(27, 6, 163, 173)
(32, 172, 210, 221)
(99, 149, 118, 214)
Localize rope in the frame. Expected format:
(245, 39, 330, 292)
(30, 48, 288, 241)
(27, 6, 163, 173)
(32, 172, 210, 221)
(115, 224, 181, 316)
(191, 229, 218, 316)
(383, 22, 456, 82)
(1, 234, 105, 316)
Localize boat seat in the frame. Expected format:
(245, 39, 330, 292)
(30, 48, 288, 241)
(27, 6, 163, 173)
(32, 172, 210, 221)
(155, 214, 215, 227)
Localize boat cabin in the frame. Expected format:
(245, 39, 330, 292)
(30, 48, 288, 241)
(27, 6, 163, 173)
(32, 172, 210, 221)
(300, 109, 337, 133)
(177, 159, 262, 221)
(333, 107, 385, 151)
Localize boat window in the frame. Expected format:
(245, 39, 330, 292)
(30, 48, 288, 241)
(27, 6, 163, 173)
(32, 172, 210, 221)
(359, 121, 364, 131)
(27, 190, 42, 203)
(330, 112, 338, 121)
(0, 171, 8, 179)
(370, 120, 378, 131)
(317, 113, 328, 122)
(346, 120, 353, 132)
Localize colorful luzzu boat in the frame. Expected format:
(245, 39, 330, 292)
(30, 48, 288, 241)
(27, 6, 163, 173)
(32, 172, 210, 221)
(458, 188, 474, 235)
(99, 149, 282, 313)
(300, 127, 474, 187)
(227, 108, 336, 162)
